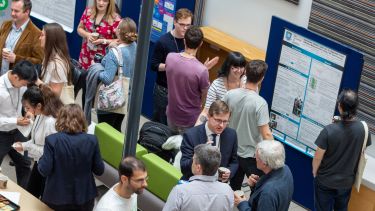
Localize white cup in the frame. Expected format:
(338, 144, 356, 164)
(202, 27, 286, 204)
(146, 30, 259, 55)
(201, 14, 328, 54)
(91, 32, 99, 40)
(2, 48, 10, 54)
(234, 190, 245, 198)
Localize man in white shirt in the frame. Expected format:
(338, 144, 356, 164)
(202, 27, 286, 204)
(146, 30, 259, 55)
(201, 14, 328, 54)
(0, 60, 36, 187)
(95, 156, 148, 211)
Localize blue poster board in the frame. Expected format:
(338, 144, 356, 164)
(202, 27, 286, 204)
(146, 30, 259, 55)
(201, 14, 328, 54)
(261, 16, 364, 210)
(151, 0, 177, 42)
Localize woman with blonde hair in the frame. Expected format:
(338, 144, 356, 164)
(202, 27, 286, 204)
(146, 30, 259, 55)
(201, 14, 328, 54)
(39, 23, 73, 102)
(77, 0, 121, 70)
(38, 104, 104, 210)
(96, 17, 138, 131)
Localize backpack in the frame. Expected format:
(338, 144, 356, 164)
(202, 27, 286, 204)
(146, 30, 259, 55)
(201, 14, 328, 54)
(138, 121, 177, 163)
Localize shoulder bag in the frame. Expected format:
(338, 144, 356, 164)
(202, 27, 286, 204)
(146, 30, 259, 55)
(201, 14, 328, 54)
(97, 45, 129, 114)
(354, 121, 369, 192)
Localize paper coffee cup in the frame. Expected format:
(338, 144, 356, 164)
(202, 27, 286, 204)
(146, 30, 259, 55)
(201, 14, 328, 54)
(234, 190, 245, 198)
(218, 167, 230, 179)
(0, 175, 8, 189)
(91, 32, 99, 40)
(2, 48, 10, 53)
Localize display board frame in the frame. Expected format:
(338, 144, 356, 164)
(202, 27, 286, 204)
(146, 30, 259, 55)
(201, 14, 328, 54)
(261, 16, 364, 157)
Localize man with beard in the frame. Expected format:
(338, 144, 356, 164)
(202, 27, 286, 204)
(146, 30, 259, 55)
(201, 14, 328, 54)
(94, 157, 148, 211)
(180, 100, 238, 182)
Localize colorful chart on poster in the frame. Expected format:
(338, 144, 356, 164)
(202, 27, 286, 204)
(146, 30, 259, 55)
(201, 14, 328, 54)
(270, 29, 346, 156)
(151, 0, 176, 42)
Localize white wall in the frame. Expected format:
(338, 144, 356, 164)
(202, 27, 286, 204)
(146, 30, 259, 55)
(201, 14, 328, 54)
(202, 0, 312, 51)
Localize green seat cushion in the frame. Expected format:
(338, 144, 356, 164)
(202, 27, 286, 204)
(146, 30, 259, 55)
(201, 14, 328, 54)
(140, 153, 182, 201)
(95, 123, 148, 168)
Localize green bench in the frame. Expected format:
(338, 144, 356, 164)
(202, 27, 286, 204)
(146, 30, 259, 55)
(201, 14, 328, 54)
(94, 122, 182, 209)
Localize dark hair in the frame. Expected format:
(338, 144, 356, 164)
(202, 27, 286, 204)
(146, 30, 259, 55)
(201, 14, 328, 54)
(218, 52, 246, 77)
(117, 17, 137, 44)
(208, 100, 230, 117)
(12, 0, 32, 13)
(118, 156, 146, 181)
(55, 104, 87, 133)
(11, 60, 37, 82)
(337, 89, 358, 121)
(184, 26, 203, 49)
(41, 23, 73, 85)
(194, 144, 221, 176)
(246, 60, 268, 83)
(174, 8, 193, 21)
(22, 84, 63, 118)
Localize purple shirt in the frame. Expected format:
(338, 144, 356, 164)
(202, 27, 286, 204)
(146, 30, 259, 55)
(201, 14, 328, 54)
(166, 53, 209, 127)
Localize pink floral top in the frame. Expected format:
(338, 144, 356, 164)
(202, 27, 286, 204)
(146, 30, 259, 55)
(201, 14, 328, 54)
(78, 7, 121, 70)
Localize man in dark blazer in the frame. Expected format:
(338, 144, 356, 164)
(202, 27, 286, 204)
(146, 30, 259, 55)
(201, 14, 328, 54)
(180, 100, 238, 182)
(0, 0, 43, 75)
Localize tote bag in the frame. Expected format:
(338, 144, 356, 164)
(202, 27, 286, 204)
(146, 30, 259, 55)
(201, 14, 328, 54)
(97, 45, 129, 115)
(354, 121, 369, 192)
(60, 84, 75, 104)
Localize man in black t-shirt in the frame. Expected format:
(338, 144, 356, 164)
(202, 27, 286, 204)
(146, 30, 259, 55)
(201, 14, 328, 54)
(150, 8, 193, 125)
(313, 89, 372, 211)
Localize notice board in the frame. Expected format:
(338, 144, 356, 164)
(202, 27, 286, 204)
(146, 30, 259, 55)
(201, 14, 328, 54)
(31, 0, 76, 32)
(262, 16, 364, 157)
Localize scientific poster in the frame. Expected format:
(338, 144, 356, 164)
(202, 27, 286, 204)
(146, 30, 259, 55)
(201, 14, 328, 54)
(30, 0, 76, 32)
(151, 0, 176, 42)
(270, 29, 346, 155)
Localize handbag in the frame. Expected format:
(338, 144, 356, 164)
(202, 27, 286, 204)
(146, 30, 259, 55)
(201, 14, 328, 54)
(97, 45, 129, 114)
(60, 84, 75, 104)
(354, 121, 369, 192)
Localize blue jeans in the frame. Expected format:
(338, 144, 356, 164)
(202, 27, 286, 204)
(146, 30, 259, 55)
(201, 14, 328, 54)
(152, 84, 168, 125)
(314, 178, 352, 211)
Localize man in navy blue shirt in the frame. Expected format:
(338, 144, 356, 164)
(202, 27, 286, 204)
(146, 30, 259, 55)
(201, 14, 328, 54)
(235, 140, 294, 211)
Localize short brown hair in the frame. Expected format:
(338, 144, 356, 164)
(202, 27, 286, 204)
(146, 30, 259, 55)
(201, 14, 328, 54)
(55, 104, 87, 133)
(246, 60, 268, 84)
(208, 100, 230, 117)
(174, 8, 193, 21)
(117, 17, 137, 44)
(184, 26, 203, 49)
(12, 0, 32, 13)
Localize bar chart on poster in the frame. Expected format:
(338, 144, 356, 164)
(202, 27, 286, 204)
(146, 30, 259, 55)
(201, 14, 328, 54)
(269, 28, 346, 156)
(30, 0, 76, 32)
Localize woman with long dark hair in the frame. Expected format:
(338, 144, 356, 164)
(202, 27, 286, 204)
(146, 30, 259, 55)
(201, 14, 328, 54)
(38, 23, 72, 103)
(14, 84, 63, 198)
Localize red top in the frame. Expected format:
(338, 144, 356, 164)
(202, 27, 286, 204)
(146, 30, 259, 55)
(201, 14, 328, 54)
(78, 7, 121, 70)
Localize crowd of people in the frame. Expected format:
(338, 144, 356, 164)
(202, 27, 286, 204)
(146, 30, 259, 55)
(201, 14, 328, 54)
(0, 0, 372, 211)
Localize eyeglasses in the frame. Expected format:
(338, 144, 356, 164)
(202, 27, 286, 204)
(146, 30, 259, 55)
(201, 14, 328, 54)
(176, 22, 191, 28)
(231, 66, 245, 71)
(212, 118, 230, 125)
(130, 176, 149, 184)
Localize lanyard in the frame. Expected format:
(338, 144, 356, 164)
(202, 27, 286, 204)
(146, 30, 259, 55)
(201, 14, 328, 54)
(4, 77, 20, 113)
(32, 115, 43, 143)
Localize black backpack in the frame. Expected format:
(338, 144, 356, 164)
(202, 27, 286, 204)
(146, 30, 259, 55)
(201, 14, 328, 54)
(138, 121, 177, 163)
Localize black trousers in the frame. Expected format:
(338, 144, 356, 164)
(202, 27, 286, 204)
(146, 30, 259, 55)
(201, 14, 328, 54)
(97, 112, 125, 132)
(152, 84, 168, 126)
(27, 161, 45, 198)
(0, 131, 31, 188)
(74, 70, 89, 108)
(230, 156, 264, 191)
(46, 199, 95, 211)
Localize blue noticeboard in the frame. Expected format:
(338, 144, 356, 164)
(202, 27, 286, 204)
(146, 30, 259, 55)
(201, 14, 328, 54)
(261, 16, 364, 210)
(151, 0, 177, 42)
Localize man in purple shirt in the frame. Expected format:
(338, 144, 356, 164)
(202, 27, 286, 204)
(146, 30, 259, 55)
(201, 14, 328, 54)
(165, 26, 209, 134)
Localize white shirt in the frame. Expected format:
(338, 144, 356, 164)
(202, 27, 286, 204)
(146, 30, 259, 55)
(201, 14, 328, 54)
(205, 122, 220, 148)
(0, 73, 25, 131)
(94, 183, 137, 211)
(21, 115, 57, 161)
